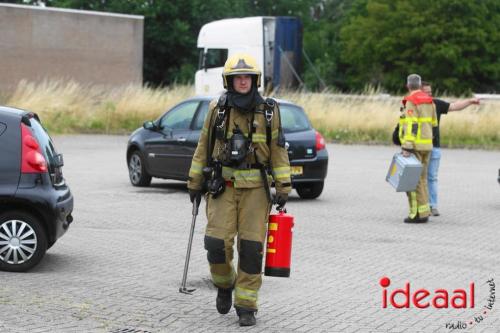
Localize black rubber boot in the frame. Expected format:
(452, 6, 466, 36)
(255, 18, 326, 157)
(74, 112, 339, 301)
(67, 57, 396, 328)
(404, 216, 429, 223)
(236, 308, 256, 326)
(216, 287, 233, 314)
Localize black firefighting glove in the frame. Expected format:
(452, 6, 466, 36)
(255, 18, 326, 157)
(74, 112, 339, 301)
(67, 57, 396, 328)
(189, 189, 202, 206)
(273, 192, 288, 210)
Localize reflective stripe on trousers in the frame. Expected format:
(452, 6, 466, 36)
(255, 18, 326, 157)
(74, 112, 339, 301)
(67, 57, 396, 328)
(205, 186, 271, 310)
(406, 150, 431, 218)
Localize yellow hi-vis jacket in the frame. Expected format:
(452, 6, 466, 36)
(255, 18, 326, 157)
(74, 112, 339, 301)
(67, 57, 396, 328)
(187, 98, 292, 195)
(399, 90, 438, 151)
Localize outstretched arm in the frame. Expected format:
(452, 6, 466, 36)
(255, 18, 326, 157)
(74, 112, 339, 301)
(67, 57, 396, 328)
(449, 98, 480, 112)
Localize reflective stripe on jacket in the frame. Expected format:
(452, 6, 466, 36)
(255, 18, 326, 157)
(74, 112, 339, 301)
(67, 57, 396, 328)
(399, 90, 438, 151)
(187, 98, 291, 193)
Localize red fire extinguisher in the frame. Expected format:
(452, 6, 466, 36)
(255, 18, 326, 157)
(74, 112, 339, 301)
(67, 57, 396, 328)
(265, 208, 294, 277)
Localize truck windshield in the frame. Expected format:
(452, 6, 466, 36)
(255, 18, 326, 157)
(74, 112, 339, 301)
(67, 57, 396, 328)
(199, 48, 228, 69)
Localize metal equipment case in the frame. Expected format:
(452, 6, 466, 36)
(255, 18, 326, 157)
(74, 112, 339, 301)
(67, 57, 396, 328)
(386, 153, 423, 192)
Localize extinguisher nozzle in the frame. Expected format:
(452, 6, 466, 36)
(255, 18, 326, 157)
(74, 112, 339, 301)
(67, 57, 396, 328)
(277, 206, 287, 213)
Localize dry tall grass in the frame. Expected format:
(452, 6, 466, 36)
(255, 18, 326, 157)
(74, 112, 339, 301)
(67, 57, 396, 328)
(4, 80, 499, 148)
(276, 91, 500, 148)
(6, 79, 194, 133)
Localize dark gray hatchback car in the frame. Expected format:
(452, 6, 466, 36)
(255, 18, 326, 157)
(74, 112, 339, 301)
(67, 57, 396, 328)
(0, 106, 73, 272)
(127, 97, 329, 199)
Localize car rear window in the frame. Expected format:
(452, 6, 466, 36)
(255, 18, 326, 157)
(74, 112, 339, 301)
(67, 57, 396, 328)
(190, 101, 311, 133)
(29, 118, 58, 171)
(160, 101, 199, 130)
(279, 104, 311, 133)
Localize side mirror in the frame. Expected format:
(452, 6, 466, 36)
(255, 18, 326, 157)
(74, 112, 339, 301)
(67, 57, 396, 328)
(143, 121, 156, 131)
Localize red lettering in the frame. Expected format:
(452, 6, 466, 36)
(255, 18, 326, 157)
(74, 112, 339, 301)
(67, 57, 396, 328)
(432, 289, 449, 308)
(382, 288, 387, 308)
(413, 289, 430, 308)
(380, 280, 475, 309)
(470, 283, 475, 308)
(390, 282, 410, 308)
(451, 289, 467, 308)
(380, 277, 391, 308)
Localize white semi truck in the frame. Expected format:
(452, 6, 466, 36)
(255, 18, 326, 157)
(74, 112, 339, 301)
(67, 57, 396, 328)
(195, 16, 302, 95)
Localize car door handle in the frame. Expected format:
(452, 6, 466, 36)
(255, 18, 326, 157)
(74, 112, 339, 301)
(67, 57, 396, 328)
(177, 137, 187, 142)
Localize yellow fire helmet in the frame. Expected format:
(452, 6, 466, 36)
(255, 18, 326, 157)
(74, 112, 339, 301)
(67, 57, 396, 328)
(222, 53, 262, 89)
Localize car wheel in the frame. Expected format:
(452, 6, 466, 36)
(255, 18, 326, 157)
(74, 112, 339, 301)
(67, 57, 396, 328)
(296, 181, 324, 199)
(0, 211, 48, 272)
(128, 150, 152, 187)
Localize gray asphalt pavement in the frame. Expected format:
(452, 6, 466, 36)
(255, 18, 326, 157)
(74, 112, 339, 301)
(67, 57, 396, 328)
(1, 135, 499, 333)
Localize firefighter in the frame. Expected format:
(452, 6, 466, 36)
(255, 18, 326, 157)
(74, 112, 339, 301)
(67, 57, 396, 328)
(187, 53, 291, 326)
(399, 74, 437, 223)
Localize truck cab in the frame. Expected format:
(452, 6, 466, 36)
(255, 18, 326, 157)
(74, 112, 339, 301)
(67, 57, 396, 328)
(195, 16, 302, 95)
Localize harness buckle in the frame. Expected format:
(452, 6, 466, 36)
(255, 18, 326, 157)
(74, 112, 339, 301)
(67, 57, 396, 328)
(266, 99, 275, 108)
(265, 108, 273, 123)
(216, 108, 226, 128)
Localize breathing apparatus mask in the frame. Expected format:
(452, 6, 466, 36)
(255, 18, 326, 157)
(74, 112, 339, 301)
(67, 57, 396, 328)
(203, 125, 252, 199)
(228, 125, 250, 166)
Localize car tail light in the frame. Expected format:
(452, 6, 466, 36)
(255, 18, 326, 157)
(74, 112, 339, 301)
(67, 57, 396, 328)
(315, 131, 326, 151)
(21, 123, 47, 173)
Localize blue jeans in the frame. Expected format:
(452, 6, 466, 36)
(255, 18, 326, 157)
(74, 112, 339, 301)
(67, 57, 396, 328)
(427, 147, 441, 208)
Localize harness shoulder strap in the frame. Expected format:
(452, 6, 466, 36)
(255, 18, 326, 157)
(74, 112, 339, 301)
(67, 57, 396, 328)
(207, 94, 229, 165)
(248, 111, 255, 144)
(215, 93, 228, 127)
(263, 97, 285, 147)
(264, 98, 275, 147)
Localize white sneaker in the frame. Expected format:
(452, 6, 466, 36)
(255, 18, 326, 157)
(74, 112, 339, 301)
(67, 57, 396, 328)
(431, 208, 440, 216)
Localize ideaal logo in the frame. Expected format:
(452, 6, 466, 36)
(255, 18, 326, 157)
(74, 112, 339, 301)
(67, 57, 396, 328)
(379, 277, 474, 309)
(380, 277, 496, 330)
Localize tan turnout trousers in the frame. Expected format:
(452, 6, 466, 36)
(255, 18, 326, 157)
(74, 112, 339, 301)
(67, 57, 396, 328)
(407, 151, 431, 218)
(205, 185, 271, 310)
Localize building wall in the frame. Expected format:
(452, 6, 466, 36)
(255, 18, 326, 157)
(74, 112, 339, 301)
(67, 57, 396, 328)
(0, 4, 144, 93)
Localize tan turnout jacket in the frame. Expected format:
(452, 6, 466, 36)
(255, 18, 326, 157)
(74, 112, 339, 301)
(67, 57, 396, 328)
(187, 98, 291, 195)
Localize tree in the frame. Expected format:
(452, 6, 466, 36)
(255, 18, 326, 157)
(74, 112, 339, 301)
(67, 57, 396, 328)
(43, 0, 201, 85)
(339, 0, 500, 94)
(40, 0, 315, 86)
(302, 0, 355, 91)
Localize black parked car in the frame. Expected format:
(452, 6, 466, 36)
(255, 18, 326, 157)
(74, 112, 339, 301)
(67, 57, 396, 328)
(127, 97, 328, 199)
(0, 107, 73, 272)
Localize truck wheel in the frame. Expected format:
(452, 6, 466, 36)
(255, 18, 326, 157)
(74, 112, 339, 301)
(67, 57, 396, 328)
(0, 211, 48, 272)
(128, 150, 152, 187)
(296, 181, 324, 199)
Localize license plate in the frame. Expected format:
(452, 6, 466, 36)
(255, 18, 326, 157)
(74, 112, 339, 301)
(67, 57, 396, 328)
(290, 166, 303, 176)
